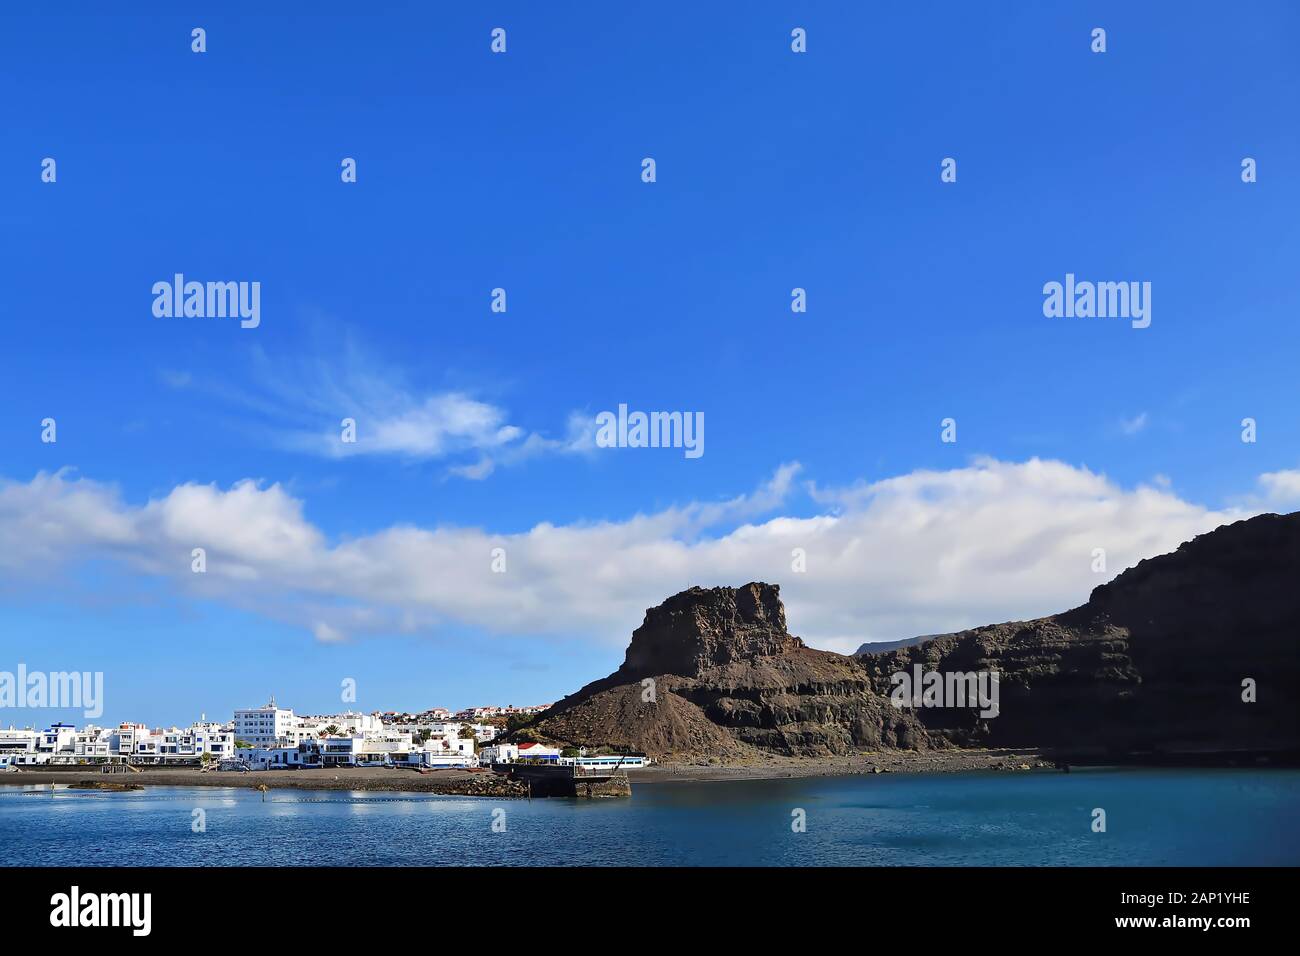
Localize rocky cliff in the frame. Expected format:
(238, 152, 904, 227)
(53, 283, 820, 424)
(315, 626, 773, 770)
(522, 513, 1300, 761)
(858, 510, 1300, 755)
(525, 582, 930, 760)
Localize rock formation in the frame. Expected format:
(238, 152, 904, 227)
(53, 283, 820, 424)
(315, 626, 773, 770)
(859, 510, 1300, 755)
(525, 582, 929, 760)
(521, 513, 1300, 762)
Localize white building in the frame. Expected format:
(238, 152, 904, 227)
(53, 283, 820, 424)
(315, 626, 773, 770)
(0, 727, 38, 752)
(149, 723, 235, 763)
(0, 728, 39, 756)
(38, 723, 77, 758)
(315, 732, 415, 767)
(233, 699, 299, 747)
(455, 707, 499, 720)
(410, 720, 463, 736)
(324, 711, 385, 736)
(0, 724, 81, 765)
(515, 742, 561, 761)
(481, 742, 562, 764)
(396, 719, 495, 742)
(229, 724, 481, 770)
(2, 718, 232, 767)
(453, 705, 549, 719)
(16, 720, 238, 765)
(233, 731, 427, 770)
(479, 743, 516, 764)
(237, 744, 313, 770)
(415, 729, 476, 766)
(74, 726, 114, 760)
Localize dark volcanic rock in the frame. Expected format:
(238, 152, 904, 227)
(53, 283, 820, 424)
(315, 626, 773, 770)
(525, 583, 929, 760)
(858, 512, 1300, 755)
(618, 583, 800, 680)
(525, 513, 1300, 762)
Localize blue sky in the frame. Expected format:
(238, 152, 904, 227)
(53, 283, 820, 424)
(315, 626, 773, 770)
(2, 2, 1298, 728)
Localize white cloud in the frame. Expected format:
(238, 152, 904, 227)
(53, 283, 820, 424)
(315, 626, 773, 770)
(0, 459, 1263, 651)
(333, 393, 522, 459)
(312, 622, 347, 644)
(1119, 411, 1149, 435)
(448, 457, 496, 481)
(1256, 469, 1300, 506)
(176, 341, 595, 477)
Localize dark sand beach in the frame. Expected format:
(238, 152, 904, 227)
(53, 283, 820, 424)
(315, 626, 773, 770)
(628, 748, 1052, 783)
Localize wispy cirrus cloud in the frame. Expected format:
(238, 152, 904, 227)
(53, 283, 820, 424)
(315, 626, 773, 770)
(161, 340, 595, 478)
(448, 412, 600, 480)
(1119, 411, 1149, 436)
(286, 390, 524, 460)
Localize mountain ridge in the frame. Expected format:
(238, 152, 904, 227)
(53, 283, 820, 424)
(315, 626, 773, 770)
(519, 513, 1300, 761)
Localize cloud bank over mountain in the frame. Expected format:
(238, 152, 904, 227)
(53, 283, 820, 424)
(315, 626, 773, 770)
(3, 458, 1294, 653)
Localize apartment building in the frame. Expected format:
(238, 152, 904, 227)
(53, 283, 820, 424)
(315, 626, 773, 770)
(233, 699, 299, 747)
(0, 727, 39, 755)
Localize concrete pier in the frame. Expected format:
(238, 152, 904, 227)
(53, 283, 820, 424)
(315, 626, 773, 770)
(494, 763, 631, 798)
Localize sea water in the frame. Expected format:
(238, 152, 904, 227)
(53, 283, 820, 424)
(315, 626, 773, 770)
(1, 768, 1296, 866)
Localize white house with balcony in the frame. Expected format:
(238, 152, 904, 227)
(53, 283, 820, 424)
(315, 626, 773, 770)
(73, 725, 114, 760)
(410, 729, 477, 767)
(38, 723, 77, 758)
(0, 727, 39, 758)
(147, 723, 235, 763)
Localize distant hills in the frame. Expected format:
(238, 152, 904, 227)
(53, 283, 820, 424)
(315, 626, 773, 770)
(519, 512, 1300, 762)
(853, 635, 939, 656)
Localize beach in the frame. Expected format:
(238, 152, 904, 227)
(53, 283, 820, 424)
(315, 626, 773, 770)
(628, 748, 1053, 783)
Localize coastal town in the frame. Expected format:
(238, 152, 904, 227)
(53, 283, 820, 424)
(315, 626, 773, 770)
(0, 698, 651, 773)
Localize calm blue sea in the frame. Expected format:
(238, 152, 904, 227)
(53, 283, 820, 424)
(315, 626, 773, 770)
(2, 768, 1297, 866)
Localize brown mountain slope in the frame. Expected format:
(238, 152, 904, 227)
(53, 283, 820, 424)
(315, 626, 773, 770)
(522, 512, 1300, 762)
(858, 511, 1300, 753)
(523, 582, 930, 760)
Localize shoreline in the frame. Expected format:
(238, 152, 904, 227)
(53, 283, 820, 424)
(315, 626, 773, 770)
(628, 748, 1054, 784)
(2, 750, 1053, 795)
(0, 766, 529, 798)
(4, 748, 1290, 794)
